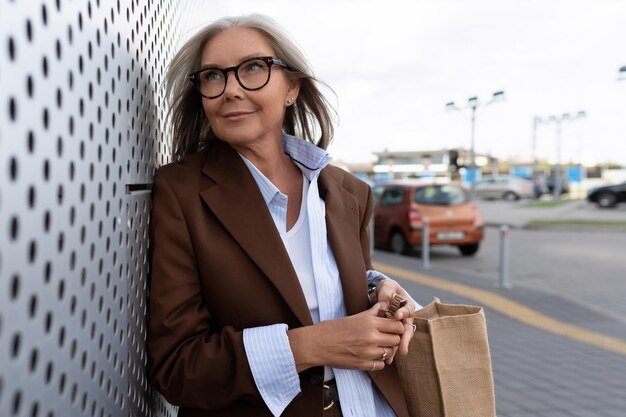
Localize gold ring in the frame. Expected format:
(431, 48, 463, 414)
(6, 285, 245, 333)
(381, 347, 388, 361)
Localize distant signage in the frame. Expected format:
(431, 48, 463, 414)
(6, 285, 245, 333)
(568, 166, 584, 183)
(511, 167, 532, 178)
(463, 168, 481, 184)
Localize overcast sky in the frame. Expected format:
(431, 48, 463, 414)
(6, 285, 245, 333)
(186, 0, 626, 166)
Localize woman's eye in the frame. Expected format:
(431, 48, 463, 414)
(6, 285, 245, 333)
(203, 70, 222, 82)
(242, 62, 264, 73)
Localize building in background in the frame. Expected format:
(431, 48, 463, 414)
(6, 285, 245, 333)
(369, 148, 499, 184)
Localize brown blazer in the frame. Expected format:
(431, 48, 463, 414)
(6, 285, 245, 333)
(147, 139, 410, 417)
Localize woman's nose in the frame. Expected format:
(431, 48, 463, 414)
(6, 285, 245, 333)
(222, 71, 243, 98)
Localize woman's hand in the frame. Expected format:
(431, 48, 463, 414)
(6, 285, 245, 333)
(288, 303, 405, 373)
(374, 279, 418, 361)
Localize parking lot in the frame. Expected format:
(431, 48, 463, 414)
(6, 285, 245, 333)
(372, 198, 626, 416)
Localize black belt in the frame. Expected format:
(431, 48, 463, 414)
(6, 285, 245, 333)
(323, 379, 340, 411)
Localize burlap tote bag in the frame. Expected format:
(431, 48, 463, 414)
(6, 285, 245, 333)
(394, 297, 496, 417)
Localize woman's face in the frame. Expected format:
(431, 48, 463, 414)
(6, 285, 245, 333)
(199, 26, 300, 150)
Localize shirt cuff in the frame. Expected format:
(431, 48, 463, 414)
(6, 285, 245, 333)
(366, 269, 422, 309)
(366, 269, 388, 287)
(243, 324, 301, 416)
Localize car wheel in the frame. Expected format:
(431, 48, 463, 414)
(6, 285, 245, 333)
(596, 192, 617, 208)
(458, 243, 479, 256)
(389, 230, 408, 255)
(503, 191, 519, 201)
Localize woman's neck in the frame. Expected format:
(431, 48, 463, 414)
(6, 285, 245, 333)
(234, 137, 297, 185)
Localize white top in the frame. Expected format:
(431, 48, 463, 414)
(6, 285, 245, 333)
(285, 175, 318, 320)
(285, 175, 335, 382)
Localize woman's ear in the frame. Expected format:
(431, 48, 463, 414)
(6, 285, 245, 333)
(286, 78, 301, 105)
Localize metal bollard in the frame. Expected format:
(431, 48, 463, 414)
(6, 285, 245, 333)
(422, 218, 430, 270)
(498, 225, 512, 289)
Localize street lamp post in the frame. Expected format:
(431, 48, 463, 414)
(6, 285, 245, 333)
(532, 116, 544, 173)
(543, 111, 586, 199)
(446, 91, 505, 200)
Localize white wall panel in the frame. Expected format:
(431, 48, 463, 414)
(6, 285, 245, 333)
(0, 1, 199, 416)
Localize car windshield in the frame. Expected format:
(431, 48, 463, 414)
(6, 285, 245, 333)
(413, 185, 468, 205)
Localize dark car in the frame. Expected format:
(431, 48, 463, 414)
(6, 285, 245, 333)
(587, 182, 626, 208)
(373, 181, 485, 256)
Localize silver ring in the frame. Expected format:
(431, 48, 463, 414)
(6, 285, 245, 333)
(410, 323, 417, 332)
(380, 347, 388, 361)
(370, 360, 376, 372)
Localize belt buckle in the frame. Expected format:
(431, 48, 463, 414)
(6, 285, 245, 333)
(323, 383, 335, 411)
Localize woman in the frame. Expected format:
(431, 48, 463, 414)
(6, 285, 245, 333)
(148, 14, 419, 417)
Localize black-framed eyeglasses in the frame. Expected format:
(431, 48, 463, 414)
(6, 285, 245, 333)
(188, 56, 289, 99)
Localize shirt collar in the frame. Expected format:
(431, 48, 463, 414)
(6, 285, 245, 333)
(238, 134, 333, 206)
(281, 133, 332, 181)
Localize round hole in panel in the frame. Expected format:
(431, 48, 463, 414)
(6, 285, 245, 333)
(41, 3, 48, 26)
(8, 97, 17, 121)
(28, 294, 38, 319)
(7, 36, 16, 61)
(11, 390, 22, 415)
(9, 274, 19, 300)
(27, 185, 36, 209)
(29, 348, 39, 373)
(9, 156, 18, 181)
(43, 210, 50, 233)
(41, 55, 48, 78)
(10, 333, 21, 359)
(9, 216, 19, 241)
(26, 130, 35, 153)
(43, 261, 52, 283)
(44, 361, 53, 385)
(28, 240, 37, 264)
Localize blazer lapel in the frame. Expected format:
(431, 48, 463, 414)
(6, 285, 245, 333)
(199, 141, 313, 327)
(319, 169, 369, 317)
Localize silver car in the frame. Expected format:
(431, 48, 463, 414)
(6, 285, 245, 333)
(474, 175, 534, 200)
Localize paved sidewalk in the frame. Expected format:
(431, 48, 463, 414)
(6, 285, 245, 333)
(374, 251, 626, 417)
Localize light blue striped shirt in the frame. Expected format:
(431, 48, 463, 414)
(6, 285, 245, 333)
(241, 134, 397, 417)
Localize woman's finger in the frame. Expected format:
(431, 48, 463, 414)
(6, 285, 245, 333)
(375, 280, 400, 310)
(375, 317, 405, 334)
(394, 304, 414, 321)
(384, 346, 398, 365)
(397, 322, 415, 355)
(374, 333, 402, 349)
(355, 302, 382, 317)
(364, 359, 385, 372)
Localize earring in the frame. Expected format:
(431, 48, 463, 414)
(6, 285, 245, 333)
(286, 98, 293, 105)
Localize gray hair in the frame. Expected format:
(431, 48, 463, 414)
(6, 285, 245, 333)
(165, 14, 336, 161)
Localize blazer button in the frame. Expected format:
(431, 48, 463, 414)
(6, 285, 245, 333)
(308, 373, 323, 385)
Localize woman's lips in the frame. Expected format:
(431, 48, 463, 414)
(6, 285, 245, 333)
(222, 111, 254, 121)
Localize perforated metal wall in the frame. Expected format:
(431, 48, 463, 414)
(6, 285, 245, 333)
(0, 1, 194, 416)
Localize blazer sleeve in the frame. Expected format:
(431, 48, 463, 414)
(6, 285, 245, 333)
(147, 169, 261, 409)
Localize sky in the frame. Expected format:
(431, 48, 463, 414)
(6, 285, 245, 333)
(185, 0, 626, 166)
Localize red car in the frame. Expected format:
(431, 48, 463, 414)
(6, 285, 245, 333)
(373, 181, 485, 256)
